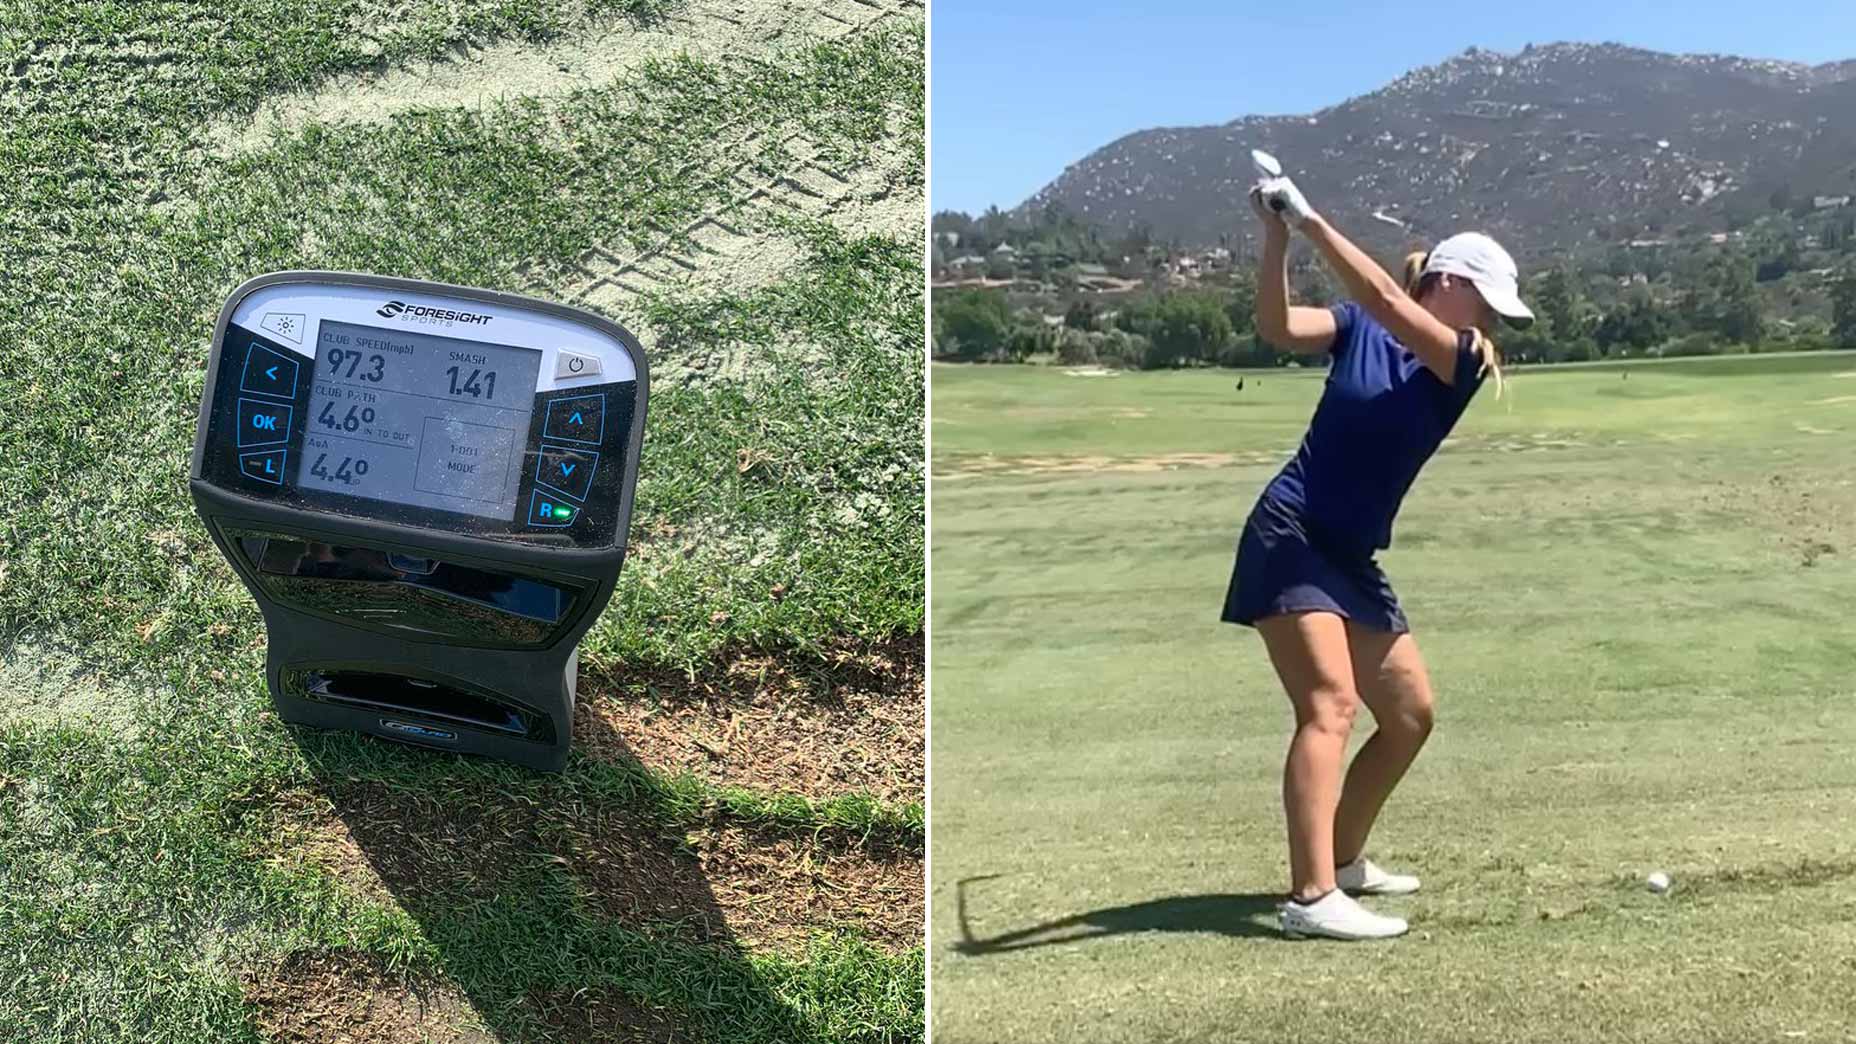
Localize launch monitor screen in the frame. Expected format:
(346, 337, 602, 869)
(296, 320, 543, 521)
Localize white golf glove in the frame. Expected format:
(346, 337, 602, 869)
(1257, 176, 1318, 228)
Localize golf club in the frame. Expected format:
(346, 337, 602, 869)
(1251, 148, 1289, 214)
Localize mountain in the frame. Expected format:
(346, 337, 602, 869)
(1017, 43, 1856, 265)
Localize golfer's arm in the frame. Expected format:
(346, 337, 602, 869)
(1302, 217, 1463, 383)
(1255, 230, 1337, 354)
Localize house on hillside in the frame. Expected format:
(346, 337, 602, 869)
(992, 243, 1018, 257)
(948, 255, 986, 277)
(1814, 195, 1852, 210)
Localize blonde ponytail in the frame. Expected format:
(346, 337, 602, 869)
(1403, 251, 1429, 297)
(1469, 327, 1506, 401)
(1407, 248, 1505, 401)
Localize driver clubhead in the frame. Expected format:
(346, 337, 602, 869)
(1251, 149, 1289, 213)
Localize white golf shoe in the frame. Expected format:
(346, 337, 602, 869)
(1279, 890, 1408, 941)
(1336, 856, 1421, 896)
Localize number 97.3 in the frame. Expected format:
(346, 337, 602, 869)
(325, 348, 386, 383)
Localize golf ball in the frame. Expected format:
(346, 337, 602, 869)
(1647, 871, 1671, 894)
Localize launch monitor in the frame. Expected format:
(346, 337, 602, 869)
(189, 272, 648, 771)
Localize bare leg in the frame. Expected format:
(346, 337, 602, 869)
(1332, 623, 1435, 866)
(1257, 612, 1359, 901)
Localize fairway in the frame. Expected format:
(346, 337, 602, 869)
(930, 355, 1856, 1043)
(0, 2, 922, 1041)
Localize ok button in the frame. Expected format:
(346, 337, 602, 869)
(237, 398, 293, 447)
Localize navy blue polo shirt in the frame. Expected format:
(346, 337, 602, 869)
(1263, 302, 1487, 558)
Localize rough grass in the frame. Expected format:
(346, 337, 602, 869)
(0, 1, 923, 1040)
(930, 353, 1856, 1044)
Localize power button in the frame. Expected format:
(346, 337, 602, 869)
(553, 350, 602, 381)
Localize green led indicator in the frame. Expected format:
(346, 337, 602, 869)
(555, 505, 573, 519)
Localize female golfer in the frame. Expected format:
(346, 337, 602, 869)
(1229, 174, 1533, 940)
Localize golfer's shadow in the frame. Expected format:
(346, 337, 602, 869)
(289, 700, 805, 1043)
(952, 874, 1283, 954)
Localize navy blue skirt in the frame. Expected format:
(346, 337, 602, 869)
(1221, 495, 1409, 634)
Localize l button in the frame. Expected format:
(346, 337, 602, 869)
(239, 448, 287, 486)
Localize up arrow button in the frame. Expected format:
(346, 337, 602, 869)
(543, 394, 603, 445)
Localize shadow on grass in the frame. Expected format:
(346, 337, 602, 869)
(951, 875, 1283, 954)
(282, 712, 811, 1044)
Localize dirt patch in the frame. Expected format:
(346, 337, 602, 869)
(692, 825, 921, 951)
(933, 452, 1260, 481)
(1712, 472, 1856, 568)
(242, 950, 493, 1044)
(281, 778, 921, 953)
(577, 637, 923, 805)
(1439, 431, 1591, 455)
(526, 987, 692, 1043)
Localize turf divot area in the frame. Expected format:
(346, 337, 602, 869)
(0, 1, 923, 1039)
(577, 638, 924, 805)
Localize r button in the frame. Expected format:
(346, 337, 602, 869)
(543, 394, 604, 445)
(528, 490, 581, 528)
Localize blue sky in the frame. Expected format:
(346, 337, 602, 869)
(932, 1, 1856, 214)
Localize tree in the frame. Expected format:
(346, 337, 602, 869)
(1833, 269, 1856, 349)
(1115, 293, 1235, 368)
(1711, 255, 1765, 345)
(933, 290, 1011, 360)
(1224, 270, 1257, 340)
(1595, 292, 1672, 355)
(1534, 266, 1585, 341)
(1064, 298, 1099, 331)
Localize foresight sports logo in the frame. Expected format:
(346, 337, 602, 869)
(376, 300, 493, 326)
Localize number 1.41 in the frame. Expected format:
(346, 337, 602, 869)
(445, 366, 496, 399)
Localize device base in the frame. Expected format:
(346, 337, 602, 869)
(265, 625, 578, 773)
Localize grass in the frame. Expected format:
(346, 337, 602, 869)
(0, 2, 923, 1040)
(930, 352, 1856, 1043)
